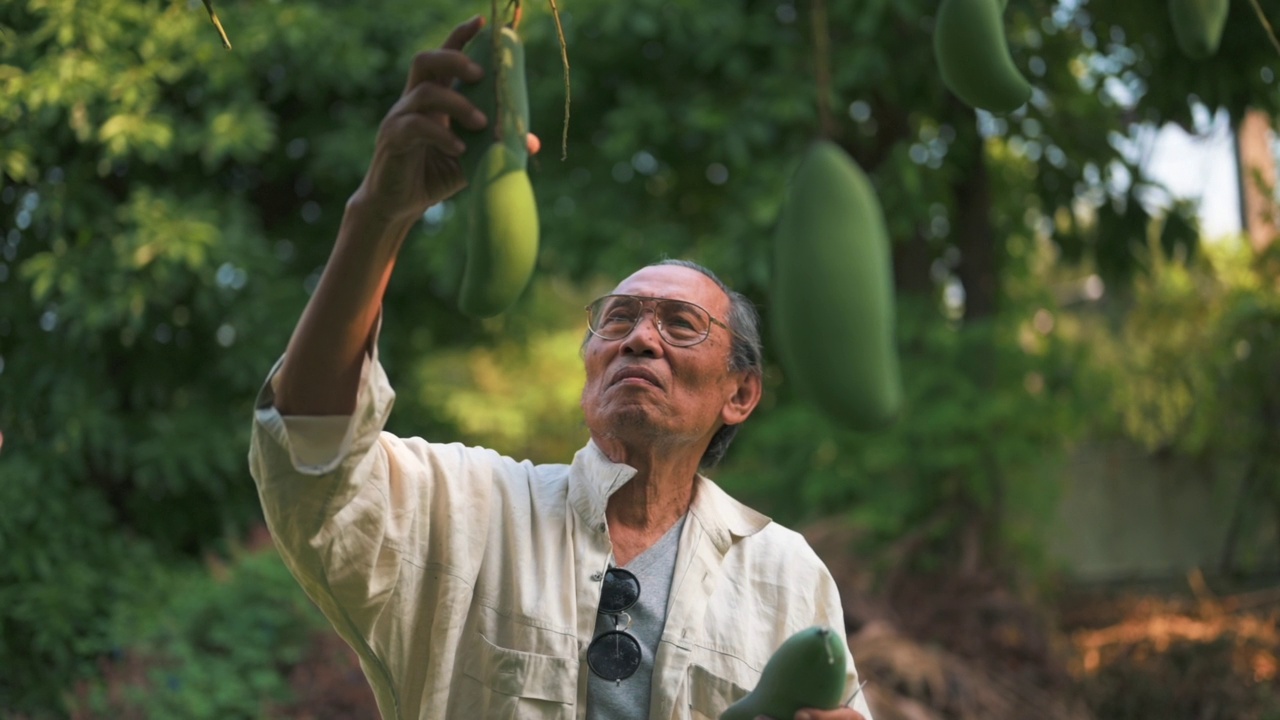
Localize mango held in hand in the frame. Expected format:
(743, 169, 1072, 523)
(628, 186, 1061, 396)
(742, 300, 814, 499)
(772, 140, 902, 432)
(1168, 0, 1230, 60)
(458, 25, 530, 176)
(933, 0, 1031, 113)
(720, 627, 848, 720)
(455, 24, 538, 318)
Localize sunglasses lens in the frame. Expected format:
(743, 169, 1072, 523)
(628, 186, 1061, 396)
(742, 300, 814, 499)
(589, 567, 643, 682)
(587, 630, 642, 681)
(599, 568, 640, 614)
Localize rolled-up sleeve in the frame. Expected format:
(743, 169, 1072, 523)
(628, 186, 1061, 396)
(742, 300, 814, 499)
(247, 344, 509, 717)
(248, 348, 403, 604)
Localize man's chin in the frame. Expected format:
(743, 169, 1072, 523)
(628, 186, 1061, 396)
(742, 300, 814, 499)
(595, 408, 669, 439)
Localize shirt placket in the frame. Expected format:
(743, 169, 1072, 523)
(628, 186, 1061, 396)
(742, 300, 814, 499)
(648, 514, 730, 720)
(571, 464, 631, 719)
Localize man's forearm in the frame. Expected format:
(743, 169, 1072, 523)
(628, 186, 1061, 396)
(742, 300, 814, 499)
(273, 197, 417, 416)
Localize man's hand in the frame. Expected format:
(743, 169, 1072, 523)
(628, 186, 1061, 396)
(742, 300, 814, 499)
(754, 709, 866, 720)
(349, 16, 539, 227)
(792, 708, 866, 720)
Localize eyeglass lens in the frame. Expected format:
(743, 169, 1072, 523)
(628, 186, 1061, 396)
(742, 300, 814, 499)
(587, 567, 643, 682)
(589, 296, 710, 345)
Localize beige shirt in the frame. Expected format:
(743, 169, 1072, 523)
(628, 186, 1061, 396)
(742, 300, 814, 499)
(248, 350, 872, 720)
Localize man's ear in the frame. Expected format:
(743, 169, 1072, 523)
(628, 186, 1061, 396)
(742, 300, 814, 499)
(721, 371, 763, 426)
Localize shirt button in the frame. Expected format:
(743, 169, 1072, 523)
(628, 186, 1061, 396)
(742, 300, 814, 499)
(590, 572, 603, 582)
(597, 523, 606, 533)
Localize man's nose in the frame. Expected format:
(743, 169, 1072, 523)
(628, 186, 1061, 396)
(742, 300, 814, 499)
(620, 310, 665, 356)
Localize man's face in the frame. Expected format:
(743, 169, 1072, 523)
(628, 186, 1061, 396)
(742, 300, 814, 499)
(580, 265, 757, 451)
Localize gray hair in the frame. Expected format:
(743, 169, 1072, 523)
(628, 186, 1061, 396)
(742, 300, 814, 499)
(649, 259, 764, 470)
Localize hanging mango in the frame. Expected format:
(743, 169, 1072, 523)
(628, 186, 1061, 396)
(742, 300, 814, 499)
(772, 140, 903, 432)
(454, 20, 539, 318)
(1168, 0, 1230, 60)
(933, 0, 1032, 113)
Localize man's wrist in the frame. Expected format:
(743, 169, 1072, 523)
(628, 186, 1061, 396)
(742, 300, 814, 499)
(341, 192, 419, 257)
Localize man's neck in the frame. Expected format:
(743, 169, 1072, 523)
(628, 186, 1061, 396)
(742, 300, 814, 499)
(595, 438, 701, 566)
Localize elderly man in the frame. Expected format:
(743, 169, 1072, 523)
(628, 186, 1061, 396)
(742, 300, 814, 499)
(248, 15, 872, 720)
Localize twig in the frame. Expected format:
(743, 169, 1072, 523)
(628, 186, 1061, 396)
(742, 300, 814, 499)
(201, 0, 232, 50)
(491, 0, 502, 143)
(1249, 0, 1280, 58)
(547, 0, 571, 160)
(844, 680, 868, 707)
(809, 0, 837, 139)
(1219, 454, 1260, 574)
(1219, 585, 1280, 613)
(1186, 567, 1218, 607)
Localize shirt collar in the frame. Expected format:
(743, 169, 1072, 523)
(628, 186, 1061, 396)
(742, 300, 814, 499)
(567, 439, 636, 533)
(688, 472, 771, 553)
(567, 440, 771, 551)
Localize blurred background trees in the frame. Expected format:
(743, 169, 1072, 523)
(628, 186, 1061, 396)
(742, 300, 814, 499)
(1, 0, 1278, 716)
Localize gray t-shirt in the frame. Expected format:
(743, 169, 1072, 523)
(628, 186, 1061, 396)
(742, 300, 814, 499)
(586, 514, 686, 720)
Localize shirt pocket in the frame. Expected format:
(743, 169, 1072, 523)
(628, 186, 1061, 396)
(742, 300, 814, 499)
(456, 631, 579, 719)
(686, 662, 751, 720)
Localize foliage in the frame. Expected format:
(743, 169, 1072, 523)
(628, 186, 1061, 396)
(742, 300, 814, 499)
(66, 547, 329, 720)
(716, 294, 1086, 574)
(0, 451, 160, 716)
(410, 277, 595, 464)
(1085, 237, 1280, 456)
(0, 0, 452, 710)
(1082, 0, 1280, 126)
(1060, 234, 1280, 574)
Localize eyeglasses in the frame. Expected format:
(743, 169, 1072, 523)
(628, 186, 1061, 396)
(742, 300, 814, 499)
(587, 567, 642, 682)
(585, 294, 732, 348)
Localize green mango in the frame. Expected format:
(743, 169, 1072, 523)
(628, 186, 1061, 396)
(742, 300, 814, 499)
(454, 24, 538, 318)
(457, 25, 530, 180)
(458, 143, 539, 318)
(720, 627, 848, 720)
(772, 140, 902, 432)
(1168, 0, 1230, 60)
(933, 0, 1031, 114)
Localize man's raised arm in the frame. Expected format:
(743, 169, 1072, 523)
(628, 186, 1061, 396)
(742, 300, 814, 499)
(272, 17, 491, 416)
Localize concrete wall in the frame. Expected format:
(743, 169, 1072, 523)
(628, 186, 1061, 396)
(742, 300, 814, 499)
(1045, 441, 1279, 583)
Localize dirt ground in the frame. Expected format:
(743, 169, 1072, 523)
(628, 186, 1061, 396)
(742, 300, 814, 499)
(268, 520, 1280, 720)
(1057, 576, 1280, 720)
(805, 519, 1280, 720)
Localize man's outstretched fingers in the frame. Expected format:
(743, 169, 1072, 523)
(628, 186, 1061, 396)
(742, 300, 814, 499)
(394, 81, 487, 132)
(403, 49, 483, 95)
(442, 14, 484, 51)
(379, 113, 465, 157)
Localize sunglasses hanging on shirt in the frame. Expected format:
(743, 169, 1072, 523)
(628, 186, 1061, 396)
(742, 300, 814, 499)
(587, 567, 642, 683)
